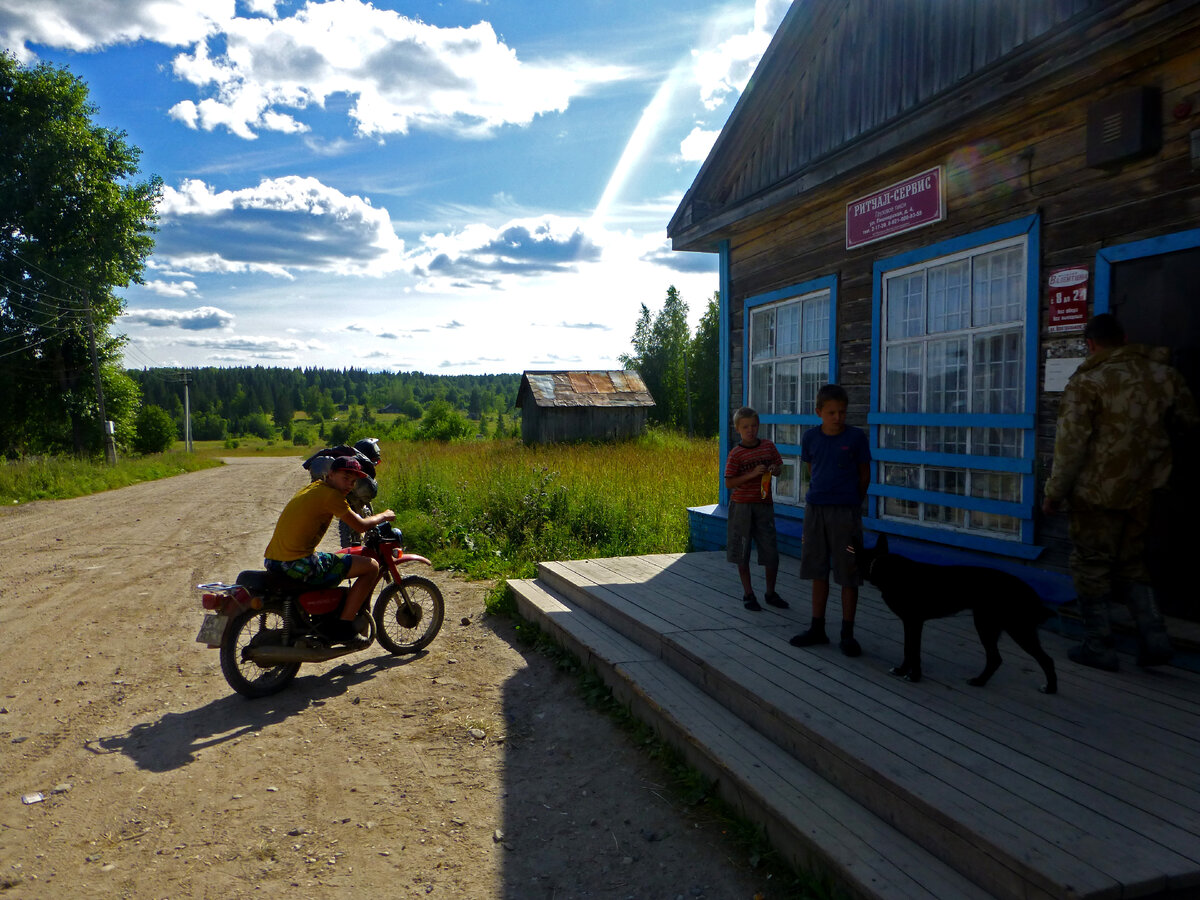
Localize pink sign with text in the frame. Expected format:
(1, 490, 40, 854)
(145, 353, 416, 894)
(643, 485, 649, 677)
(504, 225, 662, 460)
(846, 167, 944, 249)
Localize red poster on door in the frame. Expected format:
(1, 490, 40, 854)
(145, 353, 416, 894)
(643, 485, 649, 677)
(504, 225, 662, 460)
(1048, 267, 1089, 333)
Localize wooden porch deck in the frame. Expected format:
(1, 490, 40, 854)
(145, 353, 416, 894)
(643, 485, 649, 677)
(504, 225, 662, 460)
(509, 552, 1200, 900)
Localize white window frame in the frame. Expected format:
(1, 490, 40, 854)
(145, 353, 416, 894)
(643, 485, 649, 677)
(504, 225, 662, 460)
(743, 276, 838, 508)
(868, 216, 1040, 557)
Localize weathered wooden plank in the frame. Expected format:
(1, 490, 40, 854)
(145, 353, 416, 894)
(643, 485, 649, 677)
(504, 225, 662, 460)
(624, 658, 999, 900)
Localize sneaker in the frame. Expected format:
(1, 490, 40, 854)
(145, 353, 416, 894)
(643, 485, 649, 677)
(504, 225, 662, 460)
(743, 593, 763, 611)
(764, 591, 789, 609)
(1068, 644, 1119, 672)
(839, 637, 862, 657)
(789, 628, 829, 648)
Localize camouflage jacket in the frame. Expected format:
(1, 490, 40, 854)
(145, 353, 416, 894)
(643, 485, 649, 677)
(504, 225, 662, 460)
(1045, 344, 1198, 509)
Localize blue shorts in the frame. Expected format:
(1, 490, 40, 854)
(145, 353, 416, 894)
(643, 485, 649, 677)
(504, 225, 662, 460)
(264, 552, 352, 588)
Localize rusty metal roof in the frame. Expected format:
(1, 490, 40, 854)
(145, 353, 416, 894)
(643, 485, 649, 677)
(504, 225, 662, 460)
(517, 370, 655, 409)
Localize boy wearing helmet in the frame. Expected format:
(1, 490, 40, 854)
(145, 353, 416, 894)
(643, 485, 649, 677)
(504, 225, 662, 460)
(264, 456, 396, 644)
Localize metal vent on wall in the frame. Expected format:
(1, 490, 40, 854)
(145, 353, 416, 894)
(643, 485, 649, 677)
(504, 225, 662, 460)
(1086, 86, 1162, 168)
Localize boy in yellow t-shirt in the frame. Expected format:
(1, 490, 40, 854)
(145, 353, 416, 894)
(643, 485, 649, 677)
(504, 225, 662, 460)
(264, 457, 396, 643)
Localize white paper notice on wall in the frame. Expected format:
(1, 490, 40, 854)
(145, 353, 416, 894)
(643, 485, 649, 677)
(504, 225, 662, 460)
(1045, 357, 1085, 392)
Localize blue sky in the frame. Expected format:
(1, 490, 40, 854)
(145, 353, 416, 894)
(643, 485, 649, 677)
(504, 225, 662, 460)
(2, 0, 789, 374)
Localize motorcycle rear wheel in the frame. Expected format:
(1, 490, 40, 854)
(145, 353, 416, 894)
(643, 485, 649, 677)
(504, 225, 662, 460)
(220, 608, 301, 698)
(373, 576, 444, 655)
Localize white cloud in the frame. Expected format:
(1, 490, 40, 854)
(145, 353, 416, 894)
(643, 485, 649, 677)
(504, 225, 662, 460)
(122, 305, 234, 330)
(692, 0, 789, 110)
(679, 125, 720, 162)
(154, 175, 406, 277)
(406, 215, 605, 289)
(140, 278, 200, 298)
(162, 0, 631, 139)
(0, 0, 230, 61)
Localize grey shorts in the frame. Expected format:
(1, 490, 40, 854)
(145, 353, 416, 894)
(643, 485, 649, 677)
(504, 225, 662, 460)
(725, 501, 780, 569)
(799, 504, 863, 585)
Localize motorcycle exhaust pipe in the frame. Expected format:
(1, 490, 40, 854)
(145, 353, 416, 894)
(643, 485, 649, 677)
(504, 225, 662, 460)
(247, 643, 363, 664)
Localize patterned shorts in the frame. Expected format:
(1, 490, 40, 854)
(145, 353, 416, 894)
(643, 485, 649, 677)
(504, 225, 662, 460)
(264, 551, 352, 588)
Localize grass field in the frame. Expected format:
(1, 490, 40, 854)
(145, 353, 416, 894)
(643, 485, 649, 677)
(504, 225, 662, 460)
(377, 431, 719, 579)
(0, 452, 221, 504)
(1, 433, 719, 581)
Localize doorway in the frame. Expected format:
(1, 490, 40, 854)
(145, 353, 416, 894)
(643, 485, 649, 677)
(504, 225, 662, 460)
(1108, 246, 1200, 620)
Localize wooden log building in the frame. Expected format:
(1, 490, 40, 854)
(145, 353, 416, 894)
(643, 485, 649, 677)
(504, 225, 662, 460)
(516, 370, 655, 444)
(669, 0, 1200, 617)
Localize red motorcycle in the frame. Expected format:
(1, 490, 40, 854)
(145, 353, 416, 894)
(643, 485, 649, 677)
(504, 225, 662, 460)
(195, 524, 444, 698)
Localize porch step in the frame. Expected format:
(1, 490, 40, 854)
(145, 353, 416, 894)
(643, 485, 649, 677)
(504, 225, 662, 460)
(520, 553, 1200, 900)
(509, 576, 997, 900)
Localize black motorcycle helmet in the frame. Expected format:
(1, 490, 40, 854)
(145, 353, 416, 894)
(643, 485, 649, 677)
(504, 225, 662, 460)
(353, 437, 382, 464)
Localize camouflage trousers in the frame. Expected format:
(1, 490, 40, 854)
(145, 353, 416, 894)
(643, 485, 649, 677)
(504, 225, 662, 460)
(1067, 498, 1151, 600)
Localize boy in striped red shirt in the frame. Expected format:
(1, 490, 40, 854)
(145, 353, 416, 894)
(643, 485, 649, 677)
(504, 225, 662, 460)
(724, 406, 789, 611)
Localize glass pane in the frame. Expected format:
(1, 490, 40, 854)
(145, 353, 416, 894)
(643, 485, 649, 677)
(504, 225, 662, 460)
(880, 424, 920, 450)
(750, 362, 772, 412)
(802, 295, 830, 352)
(971, 427, 1020, 456)
(751, 308, 775, 361)
(884, 344, 922, 413)
(777, 458, 799, 504)
(925, 336, 968, 414)
(970, 470, 1021, 502)
(969, 510, 1020, 536)
(925, 504, 963, 526)
(884, 496, 919, 519)
(972, 329, 1022, 414)
(800, 354, 827, 414)
(926, 467, 966, 495)
(972, 246, 1024, 326)
(775, 424, 801, 446)
(887, 272, 925, 339)
(883, 464, 920, 488)
(927, 260, 970, 333)
(928, 426, 966, 454)
(776, 303, 801, 357)
(775, 360, 799, 414)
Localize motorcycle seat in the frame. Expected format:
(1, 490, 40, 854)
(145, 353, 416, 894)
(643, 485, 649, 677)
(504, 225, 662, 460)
(236, 569, 312, 595)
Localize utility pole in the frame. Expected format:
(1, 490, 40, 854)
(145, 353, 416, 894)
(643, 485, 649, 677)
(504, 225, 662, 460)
(83, 294, 117, 465)
(180, 369, 194, 452)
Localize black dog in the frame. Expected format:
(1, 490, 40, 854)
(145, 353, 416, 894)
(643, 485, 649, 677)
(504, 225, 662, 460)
(856, 535, 1057, 694)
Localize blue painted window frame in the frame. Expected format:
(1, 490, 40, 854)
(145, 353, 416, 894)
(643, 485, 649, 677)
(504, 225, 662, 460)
(867, 214, 1042, 559)
(739, 275, 839, 512)
(1093, 226, 1200, 312)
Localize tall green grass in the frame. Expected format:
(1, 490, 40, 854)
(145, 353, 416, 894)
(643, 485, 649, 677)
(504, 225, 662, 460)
(378, 431, 718, 579)
(0, 453, 221, 504)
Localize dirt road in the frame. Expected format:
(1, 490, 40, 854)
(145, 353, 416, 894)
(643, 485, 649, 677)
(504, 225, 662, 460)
(0, 458, 774, 899)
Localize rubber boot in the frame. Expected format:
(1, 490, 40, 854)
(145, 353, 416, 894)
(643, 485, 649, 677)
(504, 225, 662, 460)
(1068, 593, 1119, 671)
(1126, 583, 1172, 667)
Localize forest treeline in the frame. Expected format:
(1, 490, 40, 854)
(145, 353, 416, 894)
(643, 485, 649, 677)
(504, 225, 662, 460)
(129, 367, 523, 443)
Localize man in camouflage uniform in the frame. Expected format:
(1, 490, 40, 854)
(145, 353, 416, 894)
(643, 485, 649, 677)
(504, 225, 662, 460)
(1043, 314, 1198, 671)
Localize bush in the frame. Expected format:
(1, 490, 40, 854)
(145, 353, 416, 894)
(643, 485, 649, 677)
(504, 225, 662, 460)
(416, 400, 473, 442)
(131, 405, 179, 454)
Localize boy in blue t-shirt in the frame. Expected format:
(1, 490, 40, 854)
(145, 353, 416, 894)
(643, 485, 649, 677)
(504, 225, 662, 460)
(789, 384, 871, 656)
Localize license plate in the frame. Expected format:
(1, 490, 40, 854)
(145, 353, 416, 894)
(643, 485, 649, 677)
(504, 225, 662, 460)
(196, 615, 229, 646)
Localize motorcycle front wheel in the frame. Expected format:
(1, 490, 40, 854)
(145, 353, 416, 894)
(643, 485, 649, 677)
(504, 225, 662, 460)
(219, 608, 301, 698)
(373, 576, 444, 655)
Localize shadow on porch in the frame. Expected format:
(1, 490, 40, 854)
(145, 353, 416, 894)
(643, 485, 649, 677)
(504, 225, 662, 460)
(510, 551, 1200, 900)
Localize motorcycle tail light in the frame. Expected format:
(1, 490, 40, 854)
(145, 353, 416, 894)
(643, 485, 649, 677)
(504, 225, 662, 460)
(202, 593, 222, 610)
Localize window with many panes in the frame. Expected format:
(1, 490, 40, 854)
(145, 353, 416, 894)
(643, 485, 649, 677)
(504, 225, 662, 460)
(747, 288, 830, 505)
(877, 236, 1027, 538)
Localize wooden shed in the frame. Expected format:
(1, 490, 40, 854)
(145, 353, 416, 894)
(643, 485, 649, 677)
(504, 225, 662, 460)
(669, 0, 1200, 616)
(516, 371, 655, 445)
